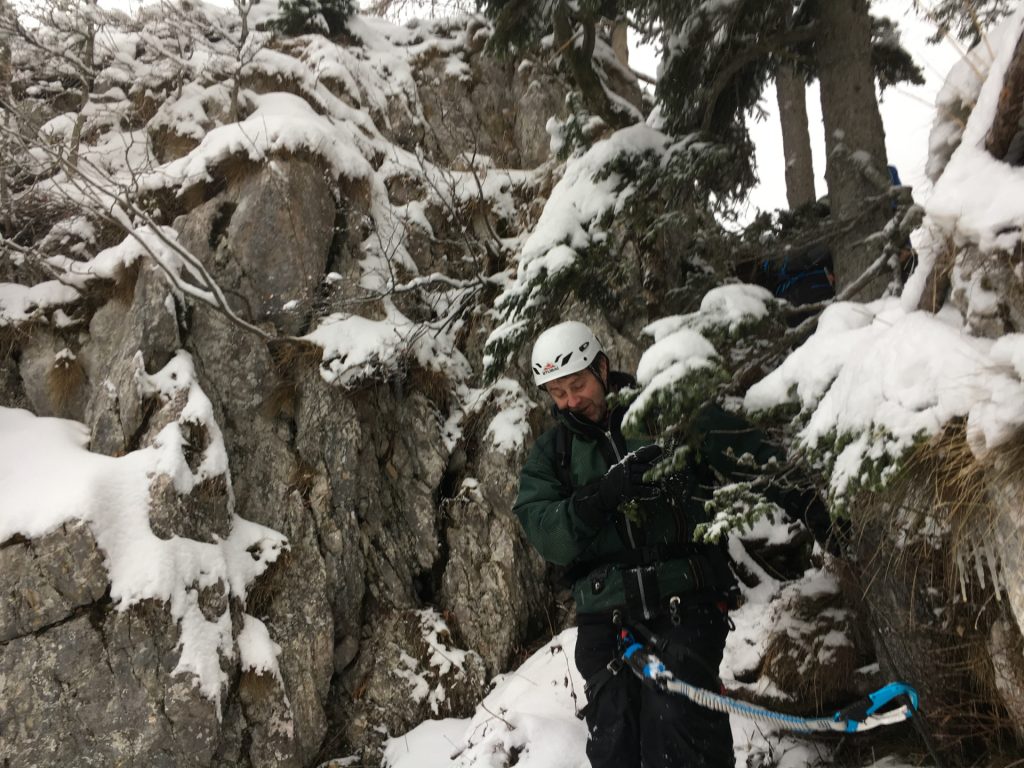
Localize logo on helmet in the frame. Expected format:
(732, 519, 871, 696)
(542, 362, 558, 374)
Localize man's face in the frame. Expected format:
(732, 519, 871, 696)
(545, 367, 607, 423)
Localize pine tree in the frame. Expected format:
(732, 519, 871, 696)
(275, 0, 354, 36)
(915, 0, 1014, 46)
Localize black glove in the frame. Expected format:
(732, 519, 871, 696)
(573, 444, 664, 527)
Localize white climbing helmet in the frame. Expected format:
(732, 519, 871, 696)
(531, 321, 604, 387)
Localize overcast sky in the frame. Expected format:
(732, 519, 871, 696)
(629, 0, 965, 218)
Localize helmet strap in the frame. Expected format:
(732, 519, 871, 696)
(588, 353, 609, 394)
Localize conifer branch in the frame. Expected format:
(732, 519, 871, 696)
(701, 23, 817, 134)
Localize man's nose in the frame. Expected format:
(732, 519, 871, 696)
(566, 393, 581, 409)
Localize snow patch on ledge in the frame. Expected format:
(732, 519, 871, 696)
(238, 614, 285, 683)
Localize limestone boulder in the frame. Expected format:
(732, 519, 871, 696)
(297, 380, 445, 612)
(174, 159, 335, 336)
(184, 307, 336, 765)
(0, 600, 225, 768)
(440, 477, 549, 674)
(512, 63, 567, 169)
(78, 262, 180, 456)
(0, 523, 108, 644)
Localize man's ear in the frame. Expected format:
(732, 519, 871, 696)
(598, 354, 609, 385)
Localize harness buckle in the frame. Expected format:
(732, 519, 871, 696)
(669, 595, 681, 627)
(606, 657, 624, 676)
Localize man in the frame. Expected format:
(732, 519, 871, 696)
(514, 320, 831, 768)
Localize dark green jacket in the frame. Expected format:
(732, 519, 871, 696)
(514, 381, 782, 616)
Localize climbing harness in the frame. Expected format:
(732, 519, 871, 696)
(619, 634, 920, 734)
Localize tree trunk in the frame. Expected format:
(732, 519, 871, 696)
(0, 0, 12, 230)
(813, 0, 891, 299)
(611, 17, 628, 70)
(552, 0, 633, 128)
(776, 63, 815, 209)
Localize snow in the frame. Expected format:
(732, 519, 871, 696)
(622, 284, 776, 429)
(304, 308, 470, 387)
(482, 379, 536, 453)
(384, 718, 468, 768)
(0, 280, 81, 325)
(390, 610, 483, 718)
(384, 630, 587, 768)
(694, 284, 775, 331)
(137, 350, 231, 493)
(624, 328, 718, 427)
(154, 89, 375, 191)
(923, 8, 1024, 253)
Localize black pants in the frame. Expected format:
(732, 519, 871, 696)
(575, 605, 734, 768)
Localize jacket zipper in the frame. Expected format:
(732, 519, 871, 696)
(605, 429, 638, 549)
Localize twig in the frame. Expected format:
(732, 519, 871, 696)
(480, 702, 515, 730)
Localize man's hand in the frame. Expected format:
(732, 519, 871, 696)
(573, 444, 665, 526)
(598, 444, 664, 509)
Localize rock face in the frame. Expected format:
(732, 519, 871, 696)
(174, 159, 336, 336)
(339, 609, 489, 765)
(0, 15, 581, 768)
(79, 262, 180, 455)
(441, 444, 551, 674)
(0, 523, 107, 644)
(0, 527, 233, 767)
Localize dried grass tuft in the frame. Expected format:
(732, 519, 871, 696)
(193, 474, 228, 500)
(267, 338, 323, 374)
(260, 381, 298, 420)
(849, 420, 1018, 584)
(288, 461, 317, 497)
(239, 669, 278, 701)
(112, 259, 141, 305)
(846, 421, 1024, 757)
(47, 351, 86, 414)
(0, 323, 31, 362)
(245, 550, 292, 621)
(406, 364, 452, 411)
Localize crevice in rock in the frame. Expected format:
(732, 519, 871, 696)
(85, 587, 113, 633)
(324, 189, 350, 278)
(0, 533, 30, 550)
(17, 587, 113, 642)
(125, 396, 159, 453)
(421, 459, 462, 607)
(208, 201, 237, 251)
